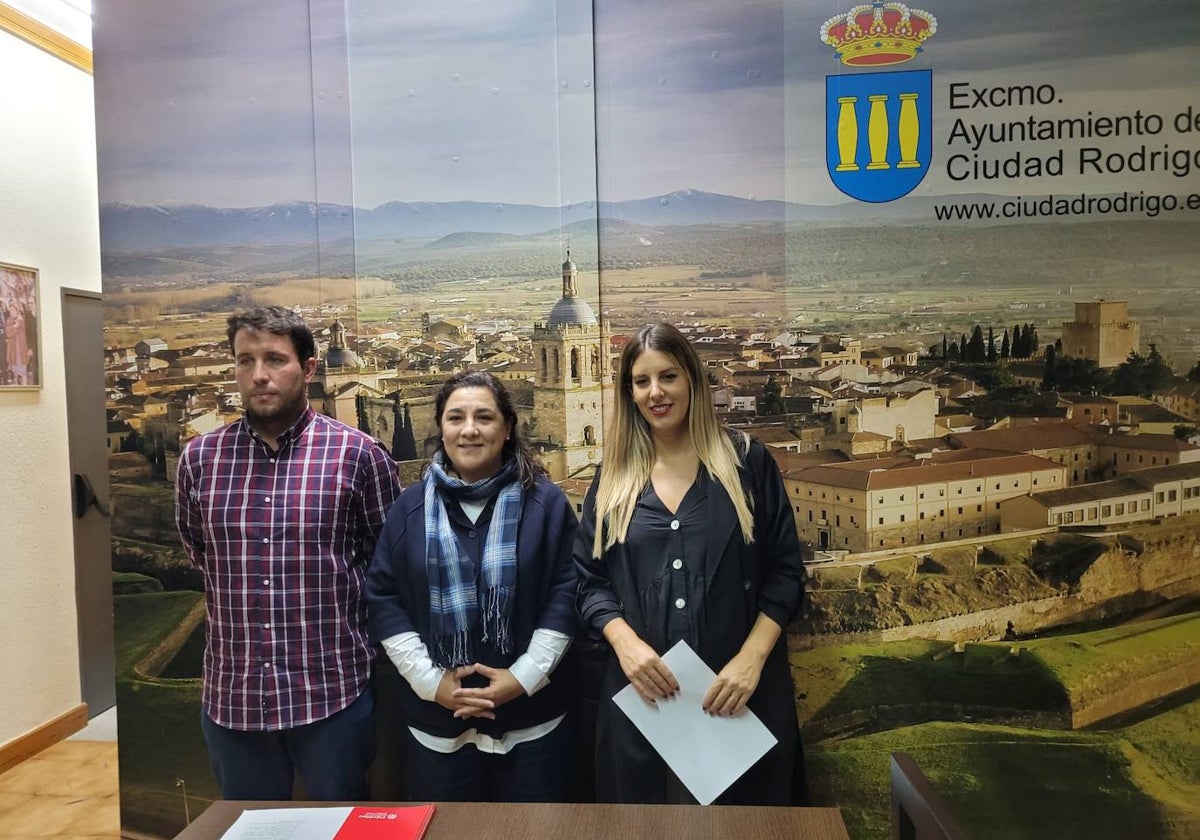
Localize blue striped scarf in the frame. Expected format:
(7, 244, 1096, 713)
(423, 457, 522, 668)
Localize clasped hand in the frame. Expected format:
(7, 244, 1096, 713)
(435, 663, 525, 720)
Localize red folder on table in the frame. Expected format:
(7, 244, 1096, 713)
(332, 805, 436, 840)
(219, 804, 437, 840)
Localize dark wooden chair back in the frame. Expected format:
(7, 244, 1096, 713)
(890, 753, 969, 840)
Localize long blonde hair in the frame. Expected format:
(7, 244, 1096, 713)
(592, 322, 754, 556)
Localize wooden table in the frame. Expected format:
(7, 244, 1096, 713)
(175, 800, 851, 840)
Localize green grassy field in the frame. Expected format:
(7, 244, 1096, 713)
(1023, 614, 1200, 706)
(1119, 690, 1200, 836)
(115, 589, 216, 836)
(114, 591, 203, 676)
(796, 610, 1200, 839)
(809, 721, 1170, 840)
(794, 614, 1200, 726)
(793, 640, 1066, 727)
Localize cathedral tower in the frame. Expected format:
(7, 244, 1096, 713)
(530, 253, 606, 480)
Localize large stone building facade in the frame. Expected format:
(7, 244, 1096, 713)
(1000, 461, 1200, 531)
(786, 450, 1068, 552)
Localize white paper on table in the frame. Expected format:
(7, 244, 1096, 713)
(612, 639, 777, 805)
(219, 807, 352, 840)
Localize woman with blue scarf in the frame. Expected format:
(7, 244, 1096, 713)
(367, 371, 579, 801)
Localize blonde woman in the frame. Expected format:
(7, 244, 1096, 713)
(575, 321, 806, 804)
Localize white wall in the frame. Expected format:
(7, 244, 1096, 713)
(0, 27, 100, 746)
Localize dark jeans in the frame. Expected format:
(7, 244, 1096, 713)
(201, 687, 376, 800)
(401, 714, 574, 802)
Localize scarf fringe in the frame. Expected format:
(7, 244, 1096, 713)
(480, 585, 513, 654)
(430, 629, 474, 670)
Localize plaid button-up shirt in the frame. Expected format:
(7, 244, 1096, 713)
(175, 406, 401, 731)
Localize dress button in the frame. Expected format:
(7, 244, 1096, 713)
(670, 520, 680, 531)
(672, 559, 683, 570)
(674, 597, 686, 609)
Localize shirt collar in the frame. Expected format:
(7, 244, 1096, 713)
(241, 404, 316, 451)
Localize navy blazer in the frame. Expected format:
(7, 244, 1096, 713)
(366, 472, 579, 737)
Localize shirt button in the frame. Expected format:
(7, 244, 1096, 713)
(672, 558, 683, 570)
(670, 520, 680, 531)
(269, 459, 276, 465)
(468, 530, 477, 539)
(675, 597, 686, 609)
(263, 579, 271, 586)
(264, 497, 271, 503)
(263, 623, 270, 629)
(262, 538, 269, 544)
(264, 662, 272, 669)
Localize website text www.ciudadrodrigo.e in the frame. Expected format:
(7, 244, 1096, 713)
(933, 190, 1200, 221)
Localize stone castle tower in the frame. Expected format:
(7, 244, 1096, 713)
(1060, 299, 1139, 369)
(530, 252, 606, 481)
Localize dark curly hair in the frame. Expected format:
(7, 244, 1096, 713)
(226, 306, 316, 363)
(432, 370, 546, 488)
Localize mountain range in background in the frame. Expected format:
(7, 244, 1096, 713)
(99, 189, 1004, 252)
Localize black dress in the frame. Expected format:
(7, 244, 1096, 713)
(625, 474, 709, 657)
(575, 439, 807, 804)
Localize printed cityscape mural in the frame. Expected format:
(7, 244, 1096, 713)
(94, 0, 1200, 837)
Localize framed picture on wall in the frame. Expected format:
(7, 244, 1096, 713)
(0, 262, 41, 390)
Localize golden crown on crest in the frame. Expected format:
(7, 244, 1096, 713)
(819, 1, 938, 67)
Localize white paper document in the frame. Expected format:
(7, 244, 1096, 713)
(220, 808, 352, 840)
(612, 640, 778, 805)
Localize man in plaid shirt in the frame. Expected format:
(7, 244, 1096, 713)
(176, 306, 402, 800)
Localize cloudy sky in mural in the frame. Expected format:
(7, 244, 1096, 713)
(94, 0, 1199, 207)
(94, 0, 323, 207)
(345, 0, 596, 208)
(598, 0, 1200, 203)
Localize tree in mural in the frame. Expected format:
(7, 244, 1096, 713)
(1048, 356, 1110, 395)
(1042, 344, 1057, 390)
(391, 401, 418, 461)
(967, 325, 986, 363)
(1011, 324, 1025, 358)
(1111, 345, 1173, 397)
(760, 377, 784, 417)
